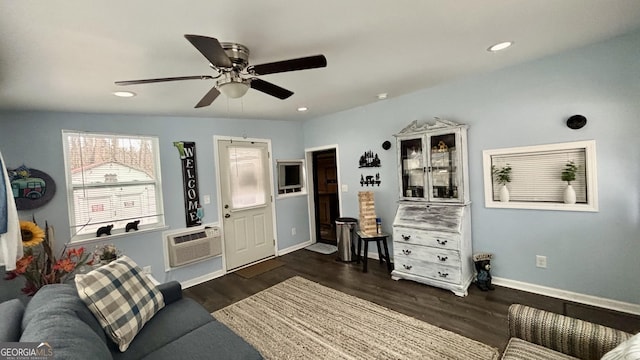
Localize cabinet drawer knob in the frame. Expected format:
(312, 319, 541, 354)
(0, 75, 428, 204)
(437, 255, 448, 262)
(403, 264, 413, 270)
(402, 234, 411, 241)
(438, 271, 449, 278)
(402, 249, 412, 255)
(436, 239, 448, 245)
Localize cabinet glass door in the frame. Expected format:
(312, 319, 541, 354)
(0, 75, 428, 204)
(399, 137, 425, 198)
(428, 133, 459, 200)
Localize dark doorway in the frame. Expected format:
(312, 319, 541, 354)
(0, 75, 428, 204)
(312, 149, 339, 244)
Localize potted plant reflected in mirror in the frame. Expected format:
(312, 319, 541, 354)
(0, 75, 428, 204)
(561, 161, 578, 204)
(492, 164, 512, 202)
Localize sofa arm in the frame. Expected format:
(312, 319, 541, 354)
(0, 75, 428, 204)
(157, 281, 183, 305)
(508, 304, 632, 360)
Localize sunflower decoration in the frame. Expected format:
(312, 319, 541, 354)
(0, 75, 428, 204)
(20, 220, 46, 247)
(6, 219, 92, 296)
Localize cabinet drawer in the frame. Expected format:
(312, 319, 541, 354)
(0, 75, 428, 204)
(393, 243, 460, 267)
(393, 227, 460, 250)
(394, 258, 461, 284)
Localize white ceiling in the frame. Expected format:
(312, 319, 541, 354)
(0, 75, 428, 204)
(1, 1, 640, 121)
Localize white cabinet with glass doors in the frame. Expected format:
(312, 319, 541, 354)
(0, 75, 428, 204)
(392, 119, 473, 297)
(396, 119, 469, 203)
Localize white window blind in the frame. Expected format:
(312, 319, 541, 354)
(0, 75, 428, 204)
(62, 130, 165, 240)
(491, 149, 587, 203)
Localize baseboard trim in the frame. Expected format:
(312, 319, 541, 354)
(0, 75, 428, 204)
(180, 269, 226, 289)
(278, 240, 312, 256)
(493, 277, 640, 316)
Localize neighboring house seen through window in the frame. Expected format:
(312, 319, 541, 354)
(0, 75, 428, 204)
(62, 130, 165, 241)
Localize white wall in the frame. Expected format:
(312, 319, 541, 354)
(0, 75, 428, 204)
(302, 30, 640, 304)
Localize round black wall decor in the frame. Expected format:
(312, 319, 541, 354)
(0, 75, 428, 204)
(382, 141, 392, 150)
(567, 115, 587, 129)
(9, 167, 56, 210)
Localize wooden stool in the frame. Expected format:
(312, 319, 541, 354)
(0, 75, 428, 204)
(356, 230, 392, 273)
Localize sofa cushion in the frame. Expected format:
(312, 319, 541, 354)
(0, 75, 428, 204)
(75, 255, 165, 352)
(111, 297, 216, 360)
(601, 332, 640, 360)
(20, 284, 111, 360)
(502, 338, 578, 360)
(140, 321, 263, 360)
(20, 306, 112, 360)
(0, 299, 24, 342)
(22, 284, 107, 344)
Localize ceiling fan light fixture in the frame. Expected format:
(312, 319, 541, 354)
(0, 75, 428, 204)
(219, 80, 250, 98)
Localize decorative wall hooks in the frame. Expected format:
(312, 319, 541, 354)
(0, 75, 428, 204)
(359, 150, 381, 168)
(360, 173, 381, 187)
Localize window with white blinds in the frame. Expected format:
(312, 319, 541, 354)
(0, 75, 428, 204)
(62, 130, 165, 241)
(483, 140, 598, 212)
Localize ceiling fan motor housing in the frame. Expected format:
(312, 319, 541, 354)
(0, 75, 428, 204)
(220, 42, 250, 69)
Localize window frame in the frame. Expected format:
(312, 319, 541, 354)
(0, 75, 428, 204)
(61, 130, 166, 243)
(275, 159, 307, 199)
(482, 140, 598, 212)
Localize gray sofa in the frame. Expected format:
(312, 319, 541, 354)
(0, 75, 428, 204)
(1, 281, 262, 360)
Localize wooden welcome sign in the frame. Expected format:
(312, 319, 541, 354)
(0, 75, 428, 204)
(174, 141, 202, 227)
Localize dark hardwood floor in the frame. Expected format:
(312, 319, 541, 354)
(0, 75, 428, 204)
(184, 249, 640, 353)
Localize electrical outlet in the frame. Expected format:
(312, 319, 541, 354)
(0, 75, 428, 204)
(536, 255, 547, 268)
(143, 266, 152, 274)
(291, 227, 296, 236)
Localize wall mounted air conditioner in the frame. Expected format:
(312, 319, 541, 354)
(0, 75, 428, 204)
(167, 227, 222, 267)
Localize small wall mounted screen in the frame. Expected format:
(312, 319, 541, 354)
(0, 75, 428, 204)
(276, 160, 305, 196)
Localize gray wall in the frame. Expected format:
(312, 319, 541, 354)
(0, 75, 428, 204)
(303, 30, 640, 304)
(0, 113, 310, 283)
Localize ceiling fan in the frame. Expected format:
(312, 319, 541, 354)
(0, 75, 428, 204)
(115, 34, 327, 108)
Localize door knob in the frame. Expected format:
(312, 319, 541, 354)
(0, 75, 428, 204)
(224, 214, 231, 218)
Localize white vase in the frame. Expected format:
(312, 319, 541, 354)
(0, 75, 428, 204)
(499, 185, 510, 202)
(564, 184, 576, 204)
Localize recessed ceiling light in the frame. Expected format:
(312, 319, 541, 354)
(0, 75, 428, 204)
(487, 41, 514, 52)
(113, 91, 136, 98)
(377, 93, 388, 100)
(297, 106, 308, 112)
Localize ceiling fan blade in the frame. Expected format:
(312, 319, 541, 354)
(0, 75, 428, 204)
(184, 34, 233, 68)
(195, 86, 221, 108)
(249, 55, 327, 76)
(250, 78, 293, 99)
(115, 75, 214, 86)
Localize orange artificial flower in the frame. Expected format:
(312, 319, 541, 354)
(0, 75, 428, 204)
(14, 255, 34, 274)
(53, 258, 76, 272)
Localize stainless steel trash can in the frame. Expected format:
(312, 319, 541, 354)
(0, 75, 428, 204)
(335, 217, 358, 262)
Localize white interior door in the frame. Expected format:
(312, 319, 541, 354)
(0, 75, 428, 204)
(217, 139, 275, 270)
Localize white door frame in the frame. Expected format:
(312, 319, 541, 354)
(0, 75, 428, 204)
(213, 135, 278, 272)
(304, 144, 343, 244)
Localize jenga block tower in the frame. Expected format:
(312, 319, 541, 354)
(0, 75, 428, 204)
(358, 191, 377, 235)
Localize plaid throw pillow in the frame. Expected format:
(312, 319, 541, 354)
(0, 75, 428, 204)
(75, 256, 165, 352)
